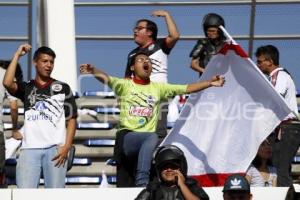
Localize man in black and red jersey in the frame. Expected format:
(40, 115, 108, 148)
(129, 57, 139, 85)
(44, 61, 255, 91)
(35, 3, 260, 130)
(125, 10, 179, 84)
(3, 44, 77, 188)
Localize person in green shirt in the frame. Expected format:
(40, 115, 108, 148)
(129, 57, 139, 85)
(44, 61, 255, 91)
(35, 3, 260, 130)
(80, 51, 225, 187)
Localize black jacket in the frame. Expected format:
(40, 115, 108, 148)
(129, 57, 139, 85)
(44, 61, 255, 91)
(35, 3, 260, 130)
(135, 178, 209, 200)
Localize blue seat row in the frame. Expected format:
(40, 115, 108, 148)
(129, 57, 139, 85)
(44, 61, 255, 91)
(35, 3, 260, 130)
(65, 176, 116, 185)
(83, 91, 115, 98)
(83, 139, 115, 147)
(77, 122, 113, 130)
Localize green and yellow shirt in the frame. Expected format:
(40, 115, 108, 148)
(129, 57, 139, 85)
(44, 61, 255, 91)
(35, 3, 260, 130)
(108, 76, 187, 132)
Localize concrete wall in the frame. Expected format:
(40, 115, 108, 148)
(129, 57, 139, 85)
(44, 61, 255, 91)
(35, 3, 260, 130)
(0, 187, 290, 200)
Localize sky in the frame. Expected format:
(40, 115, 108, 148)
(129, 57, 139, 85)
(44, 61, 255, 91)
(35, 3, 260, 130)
(0, 1, 299, 94)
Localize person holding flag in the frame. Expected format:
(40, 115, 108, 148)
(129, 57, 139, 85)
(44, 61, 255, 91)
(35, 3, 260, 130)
(189, 13, 227, 77)
(161, 26, 292, 187)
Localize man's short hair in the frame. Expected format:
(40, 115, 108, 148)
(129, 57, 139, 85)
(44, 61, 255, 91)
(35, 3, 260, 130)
(136, 19, 158, 41)
(223, 174, 250, 193)
(129, 50, 150, 67)
(33, 46, 56, 60)
(255, 45, 279, 66)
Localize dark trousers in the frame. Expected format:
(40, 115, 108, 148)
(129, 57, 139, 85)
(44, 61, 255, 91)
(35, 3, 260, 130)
(0, 131, 6, 187)
(156, 103, 168, 143)
(0, 131, 4, 174)
(271, 123, 300, 186)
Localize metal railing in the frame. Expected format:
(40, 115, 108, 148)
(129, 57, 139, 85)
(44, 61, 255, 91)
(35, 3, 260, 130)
(74, 0, 300, 58)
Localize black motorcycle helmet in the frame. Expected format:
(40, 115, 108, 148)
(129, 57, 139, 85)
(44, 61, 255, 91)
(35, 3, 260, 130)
(153, 145, 188, 180)
(202, 13, 225, 38)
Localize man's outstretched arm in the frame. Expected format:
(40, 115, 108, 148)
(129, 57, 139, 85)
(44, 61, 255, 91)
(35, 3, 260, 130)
(80, 64, 110, 84)
(186, 75, 225, 93)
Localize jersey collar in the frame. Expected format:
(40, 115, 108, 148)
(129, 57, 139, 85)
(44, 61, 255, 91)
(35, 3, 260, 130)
(132, 77, 150, 85)
(34, 78, 54, 89)
(269, 67, 283, 77)
(140, 40, 155, 49)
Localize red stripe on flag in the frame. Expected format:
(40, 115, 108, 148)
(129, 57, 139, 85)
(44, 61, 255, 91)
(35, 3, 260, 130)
(191, 172, 246, 187)
(219, 43, 248, 58)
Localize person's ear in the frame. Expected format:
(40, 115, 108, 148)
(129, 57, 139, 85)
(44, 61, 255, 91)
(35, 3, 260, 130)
(146, 30, 152, 38)
(33, 59, 37, 66)
(130, 65, 134, 71)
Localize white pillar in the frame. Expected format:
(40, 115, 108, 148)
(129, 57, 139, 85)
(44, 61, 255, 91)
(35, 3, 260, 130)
(37, 0, 77, 91)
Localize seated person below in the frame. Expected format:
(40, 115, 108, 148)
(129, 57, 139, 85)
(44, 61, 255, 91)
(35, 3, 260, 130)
(135, 145, 209, 200)
(246, 138, 277, 187)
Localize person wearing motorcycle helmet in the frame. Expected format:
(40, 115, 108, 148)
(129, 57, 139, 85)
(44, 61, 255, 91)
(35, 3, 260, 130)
(135, 145, 209, 200)
(189, 13, 227, 77)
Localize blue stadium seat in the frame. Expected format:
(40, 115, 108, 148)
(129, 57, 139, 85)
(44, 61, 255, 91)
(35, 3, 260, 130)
(2, 108, 24, 115)
(95, 107, 120, 114)
(293, 156, 300, 164)
(77, 122, 113, 130)
(73, 158, 92, 166)
(83, 91, 115, 98)
(105, 158, 117, 166)
(65, 176, 116, 184)
(83, 139, 115, 147)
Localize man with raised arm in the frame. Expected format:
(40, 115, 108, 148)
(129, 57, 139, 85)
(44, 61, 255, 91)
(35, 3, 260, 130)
(3, 44, 77, 188)
(125, 10, 181, 142)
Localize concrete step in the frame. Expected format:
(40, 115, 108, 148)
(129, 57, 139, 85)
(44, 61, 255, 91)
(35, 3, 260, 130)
(3, 115, 24, 123)
(292, 164, 300, 176)
(76, 97, 117, 108)
(74, 129, 117, 140)
(74, 145, 113, 158)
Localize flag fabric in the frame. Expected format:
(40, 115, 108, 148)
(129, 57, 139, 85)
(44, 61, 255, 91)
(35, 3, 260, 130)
(161, 32, 292, 186)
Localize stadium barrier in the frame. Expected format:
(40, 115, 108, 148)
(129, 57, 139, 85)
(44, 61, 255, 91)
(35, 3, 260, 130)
(0, 186, 290, 200)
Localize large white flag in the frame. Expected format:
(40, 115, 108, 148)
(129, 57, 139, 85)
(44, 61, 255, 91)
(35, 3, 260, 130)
(161, 29, 292, 186)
